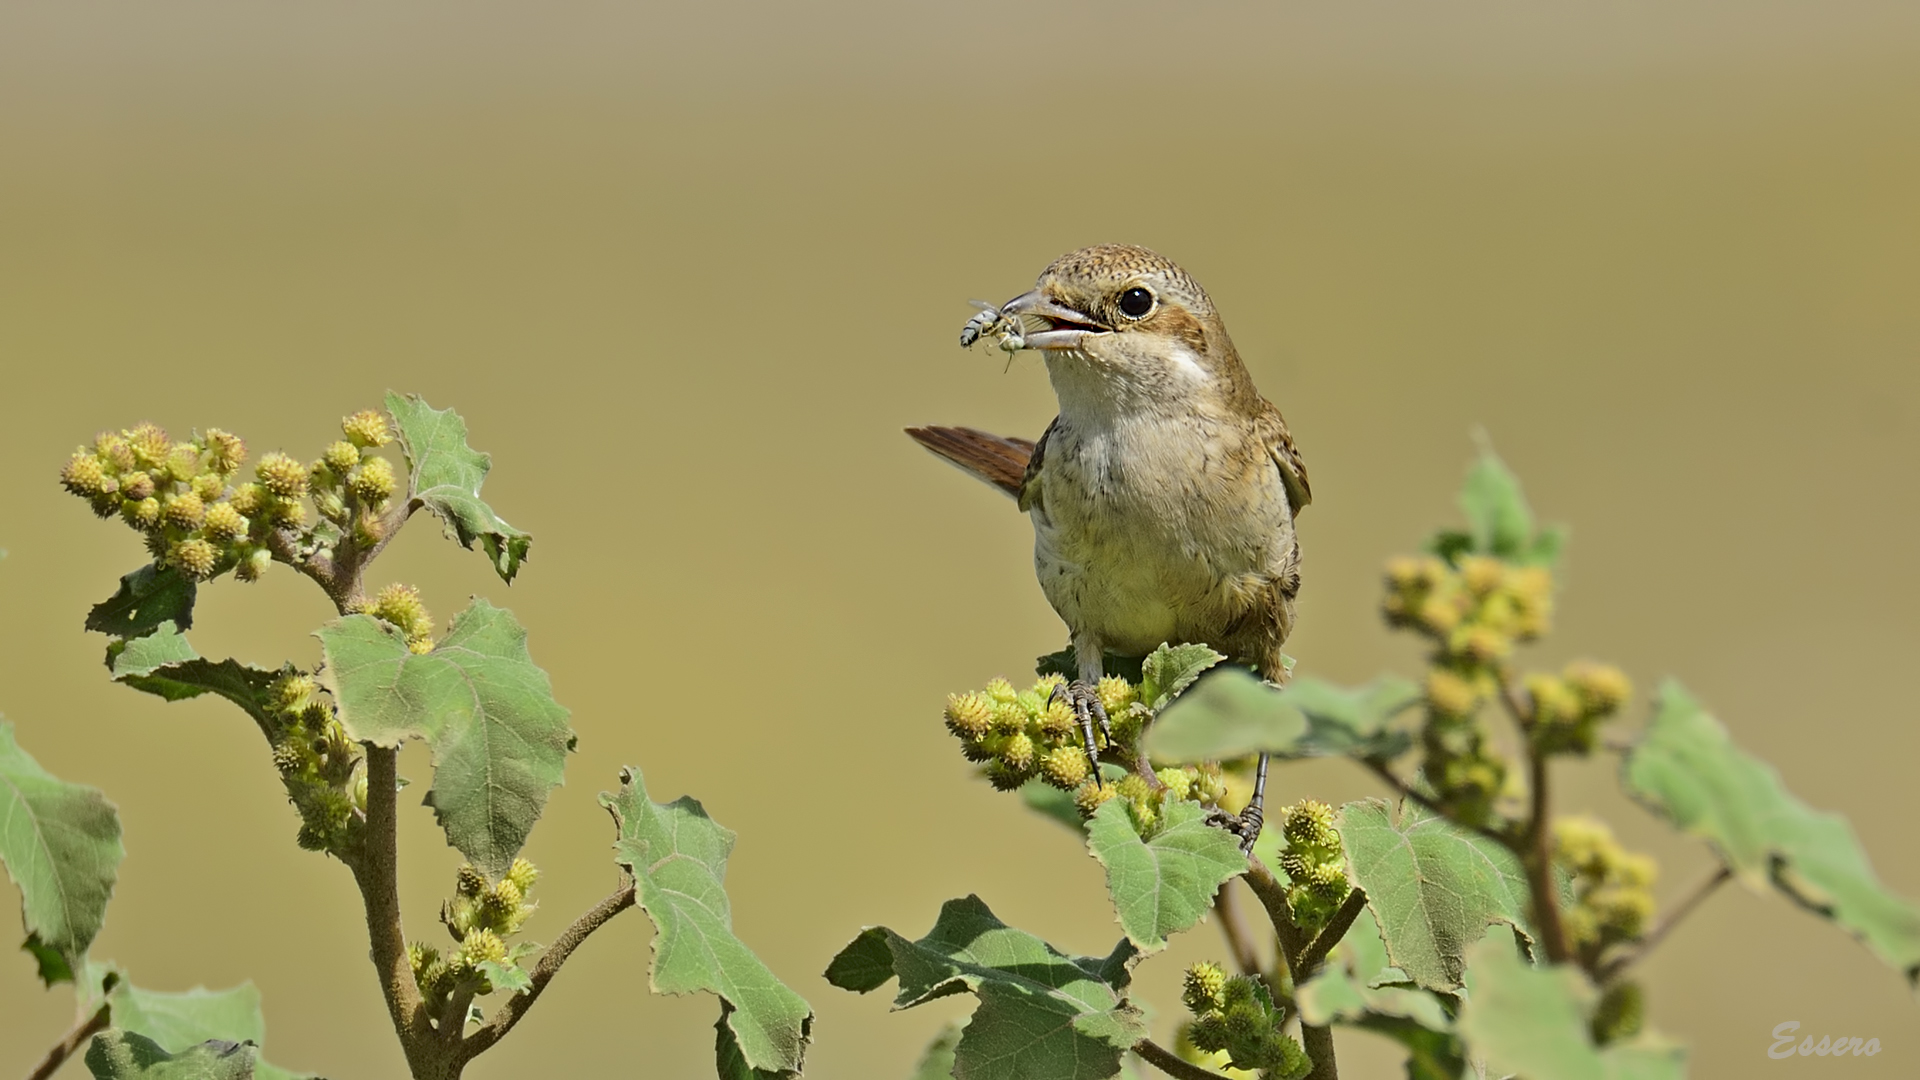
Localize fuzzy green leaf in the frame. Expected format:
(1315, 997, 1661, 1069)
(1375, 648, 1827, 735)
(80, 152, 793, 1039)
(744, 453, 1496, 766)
(0, 721, 124, 986)
(77, 965, 314, 1080)
(1138, 644, 1226, 709)
(475, 959, 533, 996)
(1086, 798, 1246, 952)
(1456, 934, 1686, 1080)
(85, 565, 196, 639)
(1296, 907, 1463, 1079)
(84, 1031, 257, 1080)
(908, 1020, 966, 1080)
(317, 601, 574, 878)
(1148, 673, 1417, 764)
(106, 626, 283, 740)
(1279, 676, 1421, 759)
(1623, 682, 1920, 985)
(386, 391, 531, 584)
(605, 767, 812, 1077)
(1338, 799, 1534, 992)
(1440, 444, 1564, 568)
(826, 895, 1146, 1080)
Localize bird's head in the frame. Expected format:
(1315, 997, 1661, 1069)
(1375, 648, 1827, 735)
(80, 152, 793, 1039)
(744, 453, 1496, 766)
(996, 244, 1253, 409)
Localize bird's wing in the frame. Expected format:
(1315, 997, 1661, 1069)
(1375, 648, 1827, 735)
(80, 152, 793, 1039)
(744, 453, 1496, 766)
(1256, 403, 1312, 514)
(904, 425, 1037, 500)
(1015, 417, 1056, 514)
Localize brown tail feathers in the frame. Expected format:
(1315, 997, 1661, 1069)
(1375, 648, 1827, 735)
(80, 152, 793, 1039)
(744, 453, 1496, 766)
(904, 426, 1035, 499)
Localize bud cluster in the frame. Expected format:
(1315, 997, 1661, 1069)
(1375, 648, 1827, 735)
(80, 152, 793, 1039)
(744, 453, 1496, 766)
(943, 672, 1229, 836)
(1275, 800, 1351, 932)
(264, 671, 365, 856)
(1590, 979, 1645, 1046)
(414, 858, 541, 1013)
(1522, 661, 1632, 755)
(350, 582, 437, 653)
(1383, 554, 1552, 660)
(1553, 816, 1657, 963)
(1179, 962, 1311, 1079)
(57, 409, 403, 585)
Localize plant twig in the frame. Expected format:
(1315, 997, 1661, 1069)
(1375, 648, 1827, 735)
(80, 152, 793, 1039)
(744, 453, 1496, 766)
(1242, 859, 1311, 970)
(1211, 882, 1263, 978)
(1295, 888, 1370, 981)
(456, 878, 638, 1060)
(345, 746, 435, 1071)
(1132, 1037, 1236, 1080)
(1597, 864, 1732, 983)
(1517, 743, 1572, 964)
(27, 1002, 111, 1080)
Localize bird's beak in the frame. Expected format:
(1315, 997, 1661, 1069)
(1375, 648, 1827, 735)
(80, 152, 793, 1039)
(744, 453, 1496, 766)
(1000, 290, 1109, 351)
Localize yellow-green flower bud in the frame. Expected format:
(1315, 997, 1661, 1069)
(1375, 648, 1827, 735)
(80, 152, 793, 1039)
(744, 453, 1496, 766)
(202, 501, 247, 542)
(122, 470, 157, 500)
(456, 863, 487, 897)
(484, 877, 524, 921)
(372, 583, 433, 640)
(1456, 624, 1512, 664)
(1525, 674, 1582, 727)
(983, 677, 1018, 705)
(1416, 595, 1463, 635)
(1156, 767, 1196, 801)
(1030, 673, 1065, 698)
(984, 758, 1031, 791)
(323, 440, 361, 473)
(169, 538, 218, 579)
(1116, 772, 1154, 804)
(273, 673, 318, 714)
(162, 490, 206, 530)
(164, 444, 202, 484)
(460, 928, 507, 966)
(61, 453, 115, 497)
(314, 488, 347, 524)
(945, 692, 994, 739)
(353, 514, 386, 547)
(235, 545, 272, 582)
(1074, 780, 1118, 816)
(96, 432, 136, 472)
(999, 732, 1036, 771)
(1425, 668, 1480, 718)
(204, 429, 247, 474)
(1036, 697, 1077, 740)
(255, 451, 309, 498)
(228, 482, 266, 516)
(1565, 661, 1631, 712)
(1591, 981, 1644, 1046)
(1182, 962, 1229, 1014)
(1306, 861, 1350, 901)
(270, 496, 307, 528)
(506, 857, 539, 894)
(120, 496, 161, 530)
(127, 423, 171, 469)
(342, 409, 393, 448)
(1282, 800, 1339, 852)
(1040, 745, 1092, 789)
(190, 472, 224, 502)
(989, 700, 1027, 737)
(1096, 675, 1138, 716)
(1459, 555, 1505, 597)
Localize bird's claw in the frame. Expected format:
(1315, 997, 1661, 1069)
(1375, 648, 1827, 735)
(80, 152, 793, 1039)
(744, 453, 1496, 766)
(1207, 802, 1265, 855)
(1050, 679, 1111, 785)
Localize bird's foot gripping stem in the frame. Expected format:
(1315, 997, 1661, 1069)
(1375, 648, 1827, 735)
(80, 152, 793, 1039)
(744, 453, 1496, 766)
(1207, 752, 1271, 854)
(1050, 680, 1112, 784)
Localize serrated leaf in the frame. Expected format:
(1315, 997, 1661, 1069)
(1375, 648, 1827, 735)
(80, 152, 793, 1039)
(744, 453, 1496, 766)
(1296, 907, 1463, 1080)
(1456, 934, 1686, 1080)
(1139, 644, 1226, 709)
(106, 625, 283, 740)
(1036, 649, 1146, 686)
(1338, 799, 1534, 992)
(604, 767, 812, 1077)
(1086, 798, 1246, 952)
(1147, 673, 1417, 764)
(1447, 443, 1564, 568)
(77, 964, 316, 1080)
(84, 1030, 257, 1080)
(386, 392, 531, 584)
(85, 565, 196, 639)
(318, 601, 574, 878)
(826, 895, 1146, 1080)
(475, 959, 533, 996)
(1623, 682, 1920, 985)
(0, 721, 124, 986)
(909, 1020, 966, 1080)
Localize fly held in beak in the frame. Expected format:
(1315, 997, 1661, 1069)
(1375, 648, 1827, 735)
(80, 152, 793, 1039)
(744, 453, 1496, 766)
(999, 290, 1109, 351)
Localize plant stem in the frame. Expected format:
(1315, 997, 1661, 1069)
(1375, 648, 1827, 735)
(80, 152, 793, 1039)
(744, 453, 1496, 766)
(1597, 864, 1732, 983)
(456, 879, 638, 1061)
(1241, 860, 1340, 1078)
(345, 746, 437, 1075)
(1132, 1038, 1236, 1080)
(1212, 882, 1263, 978)
(1517, 743, 1572, 964)
(1295, 888, 1369, 980)
(27, 1002, 111, 1080)
(1242, 860, 1311, 968)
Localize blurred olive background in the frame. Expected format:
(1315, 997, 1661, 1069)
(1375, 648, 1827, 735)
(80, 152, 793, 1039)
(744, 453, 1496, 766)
(3, 2, 1917, 1077)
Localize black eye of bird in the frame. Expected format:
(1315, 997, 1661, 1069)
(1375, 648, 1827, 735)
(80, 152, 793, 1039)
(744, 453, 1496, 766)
(1118, 286, 1154, 319)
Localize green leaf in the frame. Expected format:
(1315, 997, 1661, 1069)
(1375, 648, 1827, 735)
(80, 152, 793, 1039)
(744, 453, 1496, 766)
(1085, 798, 1246, 952)
(1019, 776, 1089, 833)
(1036, 649, 1145, 685)
(605, 767, 812, 1077)
(386, 391, 532, 584)
(475, 959, 533, 995)
(77, 964, 315, 1080)
(1623, 681, 1920, 985)
(107, 625, 283, 741)
(84, 1030, 257, 1080)
(1456, 934, 1686, 1080)
(85, 565, 197, 639)
(1338, 799, 1534, 992)
(318, 601, 574, 878)
(908, 1020, 966, 1080)
(1147, 673, 1417, 764)
(1138, 644, 1226, 709)
(1296, 907, 1464, 1080)
(826, 895, 1146, 1080)
(1444, 442, 1564, 568)
(0, 721, 124, 986)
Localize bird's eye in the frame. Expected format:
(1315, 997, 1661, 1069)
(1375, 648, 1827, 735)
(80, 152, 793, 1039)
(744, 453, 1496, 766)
(1118, 286, 1154, 319)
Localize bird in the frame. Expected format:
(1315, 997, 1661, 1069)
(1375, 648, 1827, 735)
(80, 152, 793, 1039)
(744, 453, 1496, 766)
(908, 243, 1311, 849)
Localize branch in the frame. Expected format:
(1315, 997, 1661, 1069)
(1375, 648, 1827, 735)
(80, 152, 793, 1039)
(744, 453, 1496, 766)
(1294, 888, 1370, 981)
(1301, 1022, 1339, 1080)
(1242, 859, 1311, 970)
(1212, 882, 1263, 978)
(1518, 743, 1572, 963)
(345, 747, 435, 1066)
(27, 1002, 111, 1080)
(1597, 864, 1732, 983)
(456, 878, 638, 1060)
(1132, 1038, 1236, 1080)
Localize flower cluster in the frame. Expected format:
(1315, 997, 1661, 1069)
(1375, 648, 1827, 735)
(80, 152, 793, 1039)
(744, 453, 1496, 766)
(265, 671, 365, 856)
(57, 409, 400, 584)
(1554, 816, 1657, 960)
(942, 673, 1230, 835)
(412, 858, 541, 1014)
(1275, 800, 1351, 932)
(350, 582, 438, 654)
(1179, 962, 1311, 1079)
(1523, 661, 1632, 755)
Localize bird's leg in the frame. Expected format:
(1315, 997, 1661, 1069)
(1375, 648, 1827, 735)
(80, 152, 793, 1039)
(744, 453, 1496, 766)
(1207, 752, 1269, 854)
(1049, 640, 1115, 786)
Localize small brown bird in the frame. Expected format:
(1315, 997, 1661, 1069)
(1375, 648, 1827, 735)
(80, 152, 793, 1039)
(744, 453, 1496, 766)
(909, 243, 1310, 847)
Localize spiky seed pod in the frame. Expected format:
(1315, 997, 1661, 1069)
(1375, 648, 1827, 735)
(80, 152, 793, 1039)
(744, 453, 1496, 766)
(507, 858, 539, 894)
(1115, 773, 1154, 804)
(342, 409, 393, 448)
(203, 429, 246, 474)
(1095, 675, 1138, 716)
(999, 732, 1036, 771)
(1416, 595, 1463, 635)
(1036, 697, 1077, 740)
(982, 677, 1018, 704)
(235, 545, 272, 582)
(127, 423, 171, 468)
(944, 692, 993, 739)
(321, 440, 360, 473)
(164, 444, 202, 484)
(1282, 800, 1339, 852)
(120, 470, 156, 500)
(1457, 625, 1512, 664)
(169, 538, 218, 579)
(228, 482, 267, 516)
(121, 497, 162, 530)
(1425, 668, 1480, 718)
(1074, 780, 1118, 816)
(957, 735, 995, 763)
(1182, 962, 1229, 1014)
(1306, 862, 1350, 902)
(483, 878, 525, 925)
(161, 490, 206, 530)
(461, 928, 508, 966)
(270, 496, 307, 528)
(1039, 745, 1092, 789)
(271, 743, 304, 775)
(96, 432, 136, 472)
(1030, 673, 1065, 698)
(271, 673, 317, 714)
(1156, 767, 1196, 801)
(61, 453, 115, 497)
(1458, 555, 1506, 597)
(989, 701, 1027, 737)
(202, 501, 247, 542)
(1277, 851, 1310, 882)
(353, 514, 386, 547)
(1591, 981, 1645, 1046)
(407, 942, 440, 977)
(984, 758, 1031, 791)
(1187, 1015, 1230, 1054)
(190, 472, 224, 502)
(1565, 661, 1631, 713)
(1384, 554, 1428, 591)
(255, 451, 309, 498)
(1525, 674, 1582, 727)
(373, 582, 428, 631)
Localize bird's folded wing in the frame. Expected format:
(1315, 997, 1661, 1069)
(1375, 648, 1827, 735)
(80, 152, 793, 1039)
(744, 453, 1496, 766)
(1256, 404, 1312, 514)
(904, 425, 1037, 500)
